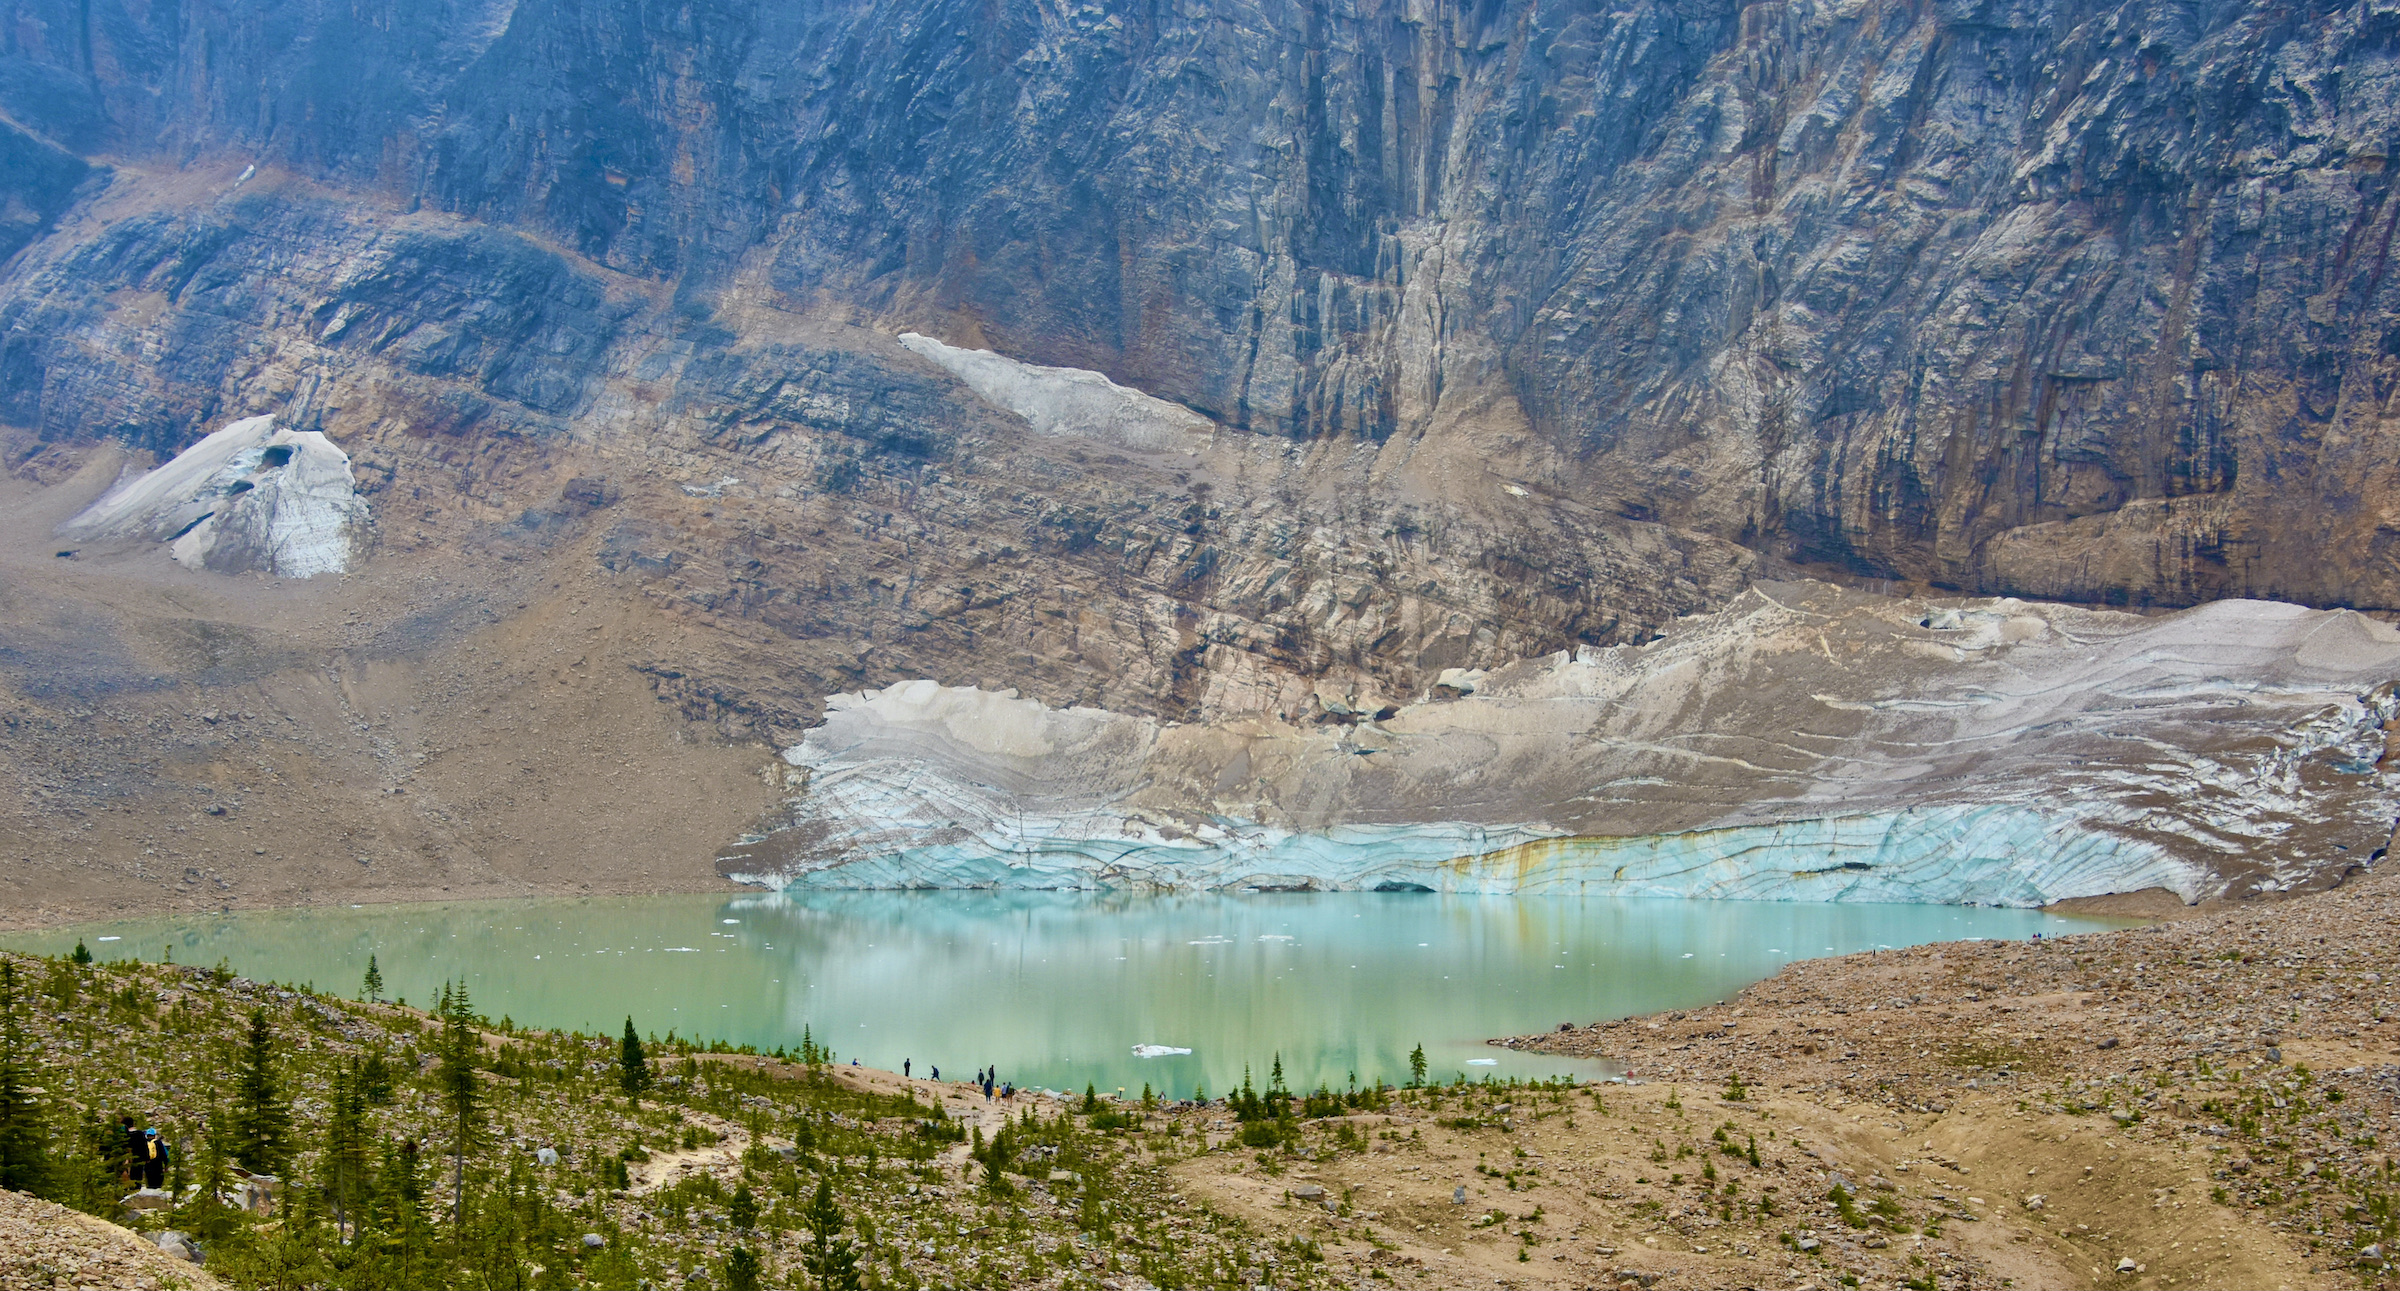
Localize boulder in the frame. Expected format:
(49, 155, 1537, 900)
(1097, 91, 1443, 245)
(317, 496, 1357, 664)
(225, 1171, 281, 1216)
(152, 1230, 202, 1263)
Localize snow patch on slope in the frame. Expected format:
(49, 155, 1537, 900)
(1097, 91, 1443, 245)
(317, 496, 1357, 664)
(898, 332, 1215, 450)
(63, 416, 368, 578)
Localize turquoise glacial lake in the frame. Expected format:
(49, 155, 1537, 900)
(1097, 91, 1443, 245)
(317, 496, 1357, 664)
(3, 891, 2114, 1096)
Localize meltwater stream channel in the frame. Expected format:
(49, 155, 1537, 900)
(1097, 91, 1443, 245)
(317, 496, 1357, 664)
(3, 891, 2119, 1095)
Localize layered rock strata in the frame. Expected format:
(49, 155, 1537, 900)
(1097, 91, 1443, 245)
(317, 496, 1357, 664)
(7, 0, 2400, 609)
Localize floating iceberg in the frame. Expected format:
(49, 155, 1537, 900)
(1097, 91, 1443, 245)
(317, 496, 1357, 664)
(719, 584, 2400, 907)
(1131, 1045, 1192, 1058)
(62, 415, 368, 578)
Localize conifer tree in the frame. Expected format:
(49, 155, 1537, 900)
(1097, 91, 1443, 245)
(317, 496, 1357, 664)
(619, 1017, 651, 1104)
(323, 1058, 373, 1239)
(724, 1244, 764, 1291)
(435, 982, 482, 1230)
(70, 941, 92, 966)
(231, 1007, 293, 1176)
(1408, 1043, 1427, 1088)
(801, 1177, 862, 1290)
(0, 962, 50, 1195)
(187, 1091, 236, 1234)
(360, 954, 383, 1003)
(360, 1049, 396, 1105)
(366, 1137, 434, 1285)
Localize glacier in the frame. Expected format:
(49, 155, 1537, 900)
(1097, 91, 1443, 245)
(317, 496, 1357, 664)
(720, 584, 2400, 906)
(62, 415, 369, 578)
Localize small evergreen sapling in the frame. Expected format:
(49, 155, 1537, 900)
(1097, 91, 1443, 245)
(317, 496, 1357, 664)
(724, 1244, 764, 1291)
(619, 1017, 651, 1104)
(802, 1177, 863, 1290)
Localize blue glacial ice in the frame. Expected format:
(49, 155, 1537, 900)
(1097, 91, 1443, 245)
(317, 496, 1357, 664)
(720, 585, 2400, 906)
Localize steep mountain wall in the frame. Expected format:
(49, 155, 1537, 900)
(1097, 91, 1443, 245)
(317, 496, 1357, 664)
(4, 0, 2400, 915)
(9, 0, 2400, 610)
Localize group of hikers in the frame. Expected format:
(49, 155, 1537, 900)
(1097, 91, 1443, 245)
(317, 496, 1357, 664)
(897, 1058, 1013, 1102)
(115, 1115, 170, 1190)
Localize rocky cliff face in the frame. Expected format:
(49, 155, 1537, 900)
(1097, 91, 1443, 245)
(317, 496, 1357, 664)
(3, 0, 2398, 912)
(13, 0, 2400, 613)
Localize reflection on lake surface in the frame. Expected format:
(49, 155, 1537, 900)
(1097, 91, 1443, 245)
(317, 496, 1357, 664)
(2, 891, 2115, 1094)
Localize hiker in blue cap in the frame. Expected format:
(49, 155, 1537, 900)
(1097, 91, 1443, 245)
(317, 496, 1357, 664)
(141, 1127, 168, 1189)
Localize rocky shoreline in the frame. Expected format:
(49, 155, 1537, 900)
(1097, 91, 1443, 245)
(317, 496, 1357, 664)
(1476, 864, 2400, 1288)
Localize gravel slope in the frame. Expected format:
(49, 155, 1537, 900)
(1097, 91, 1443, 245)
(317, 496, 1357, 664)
(0, 1188, 222, 1291)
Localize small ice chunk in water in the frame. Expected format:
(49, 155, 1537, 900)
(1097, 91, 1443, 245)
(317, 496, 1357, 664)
(723, 919, 740, 925)
(96, 936, 121, 942)
(1131, 1045, 1192, 1058)
(1467, 1058, 1499, 1066)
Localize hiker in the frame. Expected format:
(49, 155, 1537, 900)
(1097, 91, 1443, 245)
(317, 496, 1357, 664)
(903, 1058, 911, 1079)
(118, 1116, 142, 1185)
(141, 1128, 168, 1189)
(982, 1072, 994, 1101)
(1002, 1081, 1014, 1102)
(929, 1065, 939, 1081)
